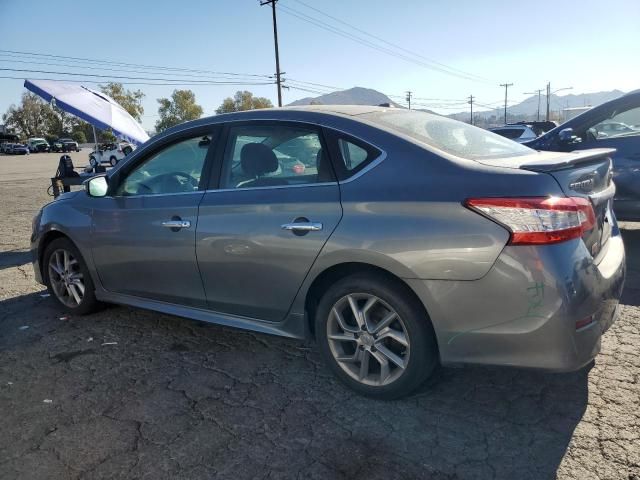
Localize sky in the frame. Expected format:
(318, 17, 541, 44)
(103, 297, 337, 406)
(1, 0, 639, 130)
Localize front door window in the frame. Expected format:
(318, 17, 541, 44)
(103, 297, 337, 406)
(116, 135, 211, 196)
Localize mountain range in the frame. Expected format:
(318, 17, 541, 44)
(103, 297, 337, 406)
(287, 86, 628, 122)
(287, 87, 400, 107)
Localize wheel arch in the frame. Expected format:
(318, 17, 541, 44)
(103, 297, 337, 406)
(38, 230, 75, 281)
(303, 261, 436, 345)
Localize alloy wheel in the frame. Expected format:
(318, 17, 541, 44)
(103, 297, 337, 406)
(48, 248, 85, 308)
(326, 293, 410, 387)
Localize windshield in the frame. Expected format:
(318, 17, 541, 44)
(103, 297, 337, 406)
(362, 110, 533, 160)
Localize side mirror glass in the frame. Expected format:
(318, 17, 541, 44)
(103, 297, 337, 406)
(86, 175, 109, 197)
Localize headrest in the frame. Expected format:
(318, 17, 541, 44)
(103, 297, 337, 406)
(240, 143, 279, 177)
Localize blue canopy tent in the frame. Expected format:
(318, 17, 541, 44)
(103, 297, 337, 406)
(24, 79, 149, 146)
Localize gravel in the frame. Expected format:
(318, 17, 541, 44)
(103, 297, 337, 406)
(0, 151, 638, 479)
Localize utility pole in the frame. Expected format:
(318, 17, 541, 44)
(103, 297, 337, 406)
(546, 82, 551, 122)
(468, 95, 474, 125)
(261, 0, 282, 107)
(524, 89, 544, 121)
(406, 90, 412, 110)
(545, 84, 573, 122)
(500, 83, 513, 124)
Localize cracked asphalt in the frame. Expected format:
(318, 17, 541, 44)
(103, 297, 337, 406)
(0, 152, 638, 479)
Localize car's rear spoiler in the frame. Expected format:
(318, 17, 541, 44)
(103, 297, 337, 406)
(520, 148, 616, 172)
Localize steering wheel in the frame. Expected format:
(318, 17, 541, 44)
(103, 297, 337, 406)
(166, 171, 199, 189)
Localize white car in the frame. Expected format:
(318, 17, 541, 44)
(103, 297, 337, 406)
(489, 125, 538, 143)
(89, 142, 135, 167)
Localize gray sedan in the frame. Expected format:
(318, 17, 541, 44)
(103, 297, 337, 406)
(31, 106, 625, 399)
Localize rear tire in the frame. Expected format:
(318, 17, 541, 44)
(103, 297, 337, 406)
(315, 273, 438, 400)
(43, 237, 101, 315)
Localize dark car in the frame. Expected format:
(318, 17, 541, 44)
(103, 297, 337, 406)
(525, 90, 640, 220)
(31, 106, 624, 399)
(51, 138, 80, 153)
(9, 143, 29, 155)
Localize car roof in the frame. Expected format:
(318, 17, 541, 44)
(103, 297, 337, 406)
(277, 104, 387, 116)
(156, 104, 416, 139)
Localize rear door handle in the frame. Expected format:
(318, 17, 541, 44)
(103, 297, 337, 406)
(161, 220, 191, 229)
(281, 222, 323, 232)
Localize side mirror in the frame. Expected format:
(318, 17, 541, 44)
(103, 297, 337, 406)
(558, 127, 579, 144)
(85, 175, 109, 197)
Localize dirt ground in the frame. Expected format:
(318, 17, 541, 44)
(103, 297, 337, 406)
(0, 151, 638, 480)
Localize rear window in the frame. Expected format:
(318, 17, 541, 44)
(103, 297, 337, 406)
(362, 110, 532, 160)
(491, 128, 524, 139)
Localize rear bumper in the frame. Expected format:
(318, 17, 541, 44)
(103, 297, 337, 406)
(408, 232, 625, 372)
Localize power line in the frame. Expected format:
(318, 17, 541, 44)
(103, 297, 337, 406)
(0, 67, 275, 85)
(277, 4, 491, 83)
(0, 75, 273, 87)
(286, 0, 493, 83)
(0, 56, 270, 83)
(0, 49, 273, 79)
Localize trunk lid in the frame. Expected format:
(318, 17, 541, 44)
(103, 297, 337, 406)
(478, 148, 616, 257)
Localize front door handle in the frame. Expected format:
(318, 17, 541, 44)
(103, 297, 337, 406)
(281, 222, 323, 232)
(161, 220, 191, 229)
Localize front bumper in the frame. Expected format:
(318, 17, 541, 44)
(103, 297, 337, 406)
(408, 232, 625, 372)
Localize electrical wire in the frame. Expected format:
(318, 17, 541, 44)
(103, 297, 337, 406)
(287, 0, 493, 83)
(0, 75, 274, 87)
(0, 49, 273, 79)
(0, 56, 271, 82)
(0, 67, 275, 85)
(278, 4, 492, 83)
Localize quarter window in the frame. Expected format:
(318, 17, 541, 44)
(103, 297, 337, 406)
(116, 135, 211, 196)
(222, 125, 333, 189)
(338, 139, 369, 171)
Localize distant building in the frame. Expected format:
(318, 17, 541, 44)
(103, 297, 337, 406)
(562, 106, 592, 122)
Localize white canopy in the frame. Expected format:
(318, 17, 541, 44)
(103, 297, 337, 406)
(24, 79, 150, 145)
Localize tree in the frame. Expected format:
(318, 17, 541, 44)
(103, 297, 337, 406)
(70, 129, 87, 144)
(99, 82, 145, 121)
(215, 90, 273, 114)
(155, 90, 203, 132)
(2, 92, 57, 138)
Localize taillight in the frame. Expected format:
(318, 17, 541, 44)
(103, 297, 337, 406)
(292, 164, 305, 175)
(465, 197, 596, 245)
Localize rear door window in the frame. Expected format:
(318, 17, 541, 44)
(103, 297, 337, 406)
(221, 124, 334, 189)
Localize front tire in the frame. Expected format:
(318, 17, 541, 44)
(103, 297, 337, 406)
(43, 237, 101, 315)
(315, 274, 438, 399)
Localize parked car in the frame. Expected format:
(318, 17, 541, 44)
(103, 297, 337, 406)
(0, 142, 13, 154)
(596, 121, 639, 138)
(89, 142, 135, 167)
(50, 138, 80, 153)
(525, 90, 640, 220)
(31, 106, 625, 399)
(27, 137, 50, 153)
(4, 143, 29, 155)
(489, 124, 539, 143)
